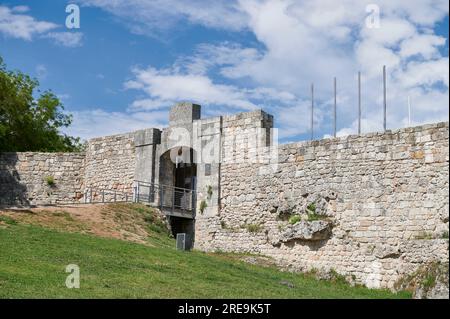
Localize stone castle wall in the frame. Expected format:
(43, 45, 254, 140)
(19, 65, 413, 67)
(0, 132, 138, 205)
(0, 152, 85, 205)
(195, 122, 449, 289)
(194, 110, 274, 218)
(84, 132, 136, 194)
(0, 103, 448, 290)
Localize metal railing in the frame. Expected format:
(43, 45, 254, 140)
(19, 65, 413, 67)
(0, 182, 196, 218)
(134, 181, 196, 218)
(83, 188, 134, 204)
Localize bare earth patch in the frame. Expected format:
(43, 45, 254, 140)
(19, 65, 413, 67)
(0, 203, 167, 245)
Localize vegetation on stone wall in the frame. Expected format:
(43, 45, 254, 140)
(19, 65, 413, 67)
(245, 223, 262, 233)
(0, 56, 83, 152)
(288, 215, 301, 225)
(305, 202, 328, 221)
(199, 200, 208, 214)
(45, 176, 55, 187)
(206, 185, 213, 200)
(394, 261, 449, 299)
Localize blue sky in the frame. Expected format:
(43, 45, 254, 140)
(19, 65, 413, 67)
(1, 0, 449, 142)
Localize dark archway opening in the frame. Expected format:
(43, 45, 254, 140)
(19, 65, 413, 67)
(169, 216, 195, 248)
(159, 147, 197, 192)
(159, 147, 197, 248)
(175, 147, 197, 189)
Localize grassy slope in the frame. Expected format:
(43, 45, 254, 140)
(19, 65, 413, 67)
(0, 206, 411, 299)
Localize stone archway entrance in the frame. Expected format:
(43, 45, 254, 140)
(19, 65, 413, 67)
(158, 147, 197, 241)
(159, 147, 197, 193)
(174, 147, 197, 195)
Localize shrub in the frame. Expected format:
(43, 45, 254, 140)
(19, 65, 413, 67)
(246, 224, 262, 233)
(305, 202, 327, 221)
(206, 185, 213, 200)
(307, 212, 322, 221)
(306, 202, 316, 213)
(328, 269, 348, 285)
(288, 215, 301, 225)
(45, 176, 55, 186)
(199, 200, 208, 214)
(414, 232, 434, 240)
(394, 261, 448, 298)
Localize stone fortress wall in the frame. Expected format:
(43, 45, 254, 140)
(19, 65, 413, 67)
(0, 128, 160, 204)
(0, 152, 85, 205)
(84, 132, 136, 193)
(0, 133, 138, 205)
(0, 103, 448, 290)
(195, 121, 449, 289)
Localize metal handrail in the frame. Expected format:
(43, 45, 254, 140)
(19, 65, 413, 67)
(134, 180, 193, 193)
(134, 181, 196, 218)
(1, 183, 196, 216)
(83, 187, 133, 204)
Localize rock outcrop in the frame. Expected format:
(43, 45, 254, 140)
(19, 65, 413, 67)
(278, 220, 332, 243)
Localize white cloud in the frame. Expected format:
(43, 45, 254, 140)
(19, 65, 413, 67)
(64, 109, 169, 140)
(11, 6, 30, 13)
(124, 66, 259, 111)
(43, 32, 84, 47)
(68, 0, 449, 140)
(400, 34, 447, 59)
(0, 5, 83, 47)
(210, 0, 448, 138)
(124, 58, 304, 121)
(129, 98, 169, 111)
(78, 0, 248, 35)
(360, 18, 417, 46)
(174, 42, 263, 76)
(398, 58, 449, 89)
(377, 0, 449, 26)
(0, 5, 57, 40)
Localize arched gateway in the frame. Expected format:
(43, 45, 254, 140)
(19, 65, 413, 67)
(3, 98, 446, 289)
(133, 103, 204, 248)
(158, 147, 197, 240)
(133, 102, 271, 250)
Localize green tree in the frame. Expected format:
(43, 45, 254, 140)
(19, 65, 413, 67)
(0, 56, 83, 152)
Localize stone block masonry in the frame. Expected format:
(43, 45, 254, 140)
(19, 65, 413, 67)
(0, 101, 448, 292)
(0, 152, 85, 205)
(195, 121, 449, 289)
(0, 131, 139, 205)
(84, 132, 136, 193)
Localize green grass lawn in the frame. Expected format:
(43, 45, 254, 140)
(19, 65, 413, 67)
(0, 222, 411, 299)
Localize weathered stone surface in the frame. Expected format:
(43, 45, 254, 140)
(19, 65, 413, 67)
(395, 262, 449, 299)
(0, 103, 448, 293)
(279, 220, 332, 242)
(134, 128, 161, 147)
(169, 102, 201, 126)
(420, 280, 449, 299)
(196, 120, 449, 290)
(84, 132, 135, 193)
(374, 245, 402, 259)
(0, 152, 85, 205)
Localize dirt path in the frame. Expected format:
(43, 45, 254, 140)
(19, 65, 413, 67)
(0, 203, 165, 245)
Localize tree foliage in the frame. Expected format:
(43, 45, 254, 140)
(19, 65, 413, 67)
(0, 56, 83, 152)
